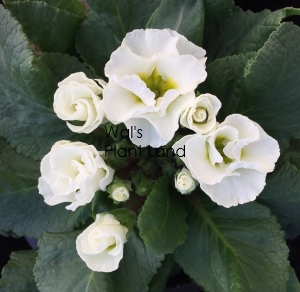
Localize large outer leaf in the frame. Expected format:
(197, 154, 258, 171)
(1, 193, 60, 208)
(4, 0, 81, 53)
(203, 7, 300, 63)
(138, 176, 188, 254)
(287, 266, 300, 292)
(258, 162, 300, 239)
(203, 0, 234, 22)
(34, 229, 163, 292)
(0, 6, 91, 159)
(174, 196, 289, 292)
(201, 22, 300, 145)
(147, 0, 205, 46)
(0, 136, 91, 238)
(76, 0, 161, 77)
(0, 250, 38, 292)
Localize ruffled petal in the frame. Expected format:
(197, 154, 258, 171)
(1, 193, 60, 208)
(103, 81, 152, 123)
(124, 118, 168, 147)
(186, 135, 227, 185)
(156, 54, 207, 94)
(122, 29, 179, 58)
(242, 123, 280, 172)
(200, 167, 266, 208)
(105, 46, 155, 80)
(167, 29, 207, 67)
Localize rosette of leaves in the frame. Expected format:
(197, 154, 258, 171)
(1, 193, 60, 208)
(0, 0, 300, 291)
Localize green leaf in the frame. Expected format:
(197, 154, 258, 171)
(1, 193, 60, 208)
(5, 0, 81, 53)
(287, 266, 300, 292)
(42, 0, 86, 18)
(203, 0, 234, 22)
(0, 136, 91, 238)
(138, 176, 188, 254)
(200, 52, 256, 121)
(0, 6, 91, 159)
(148, 255, 174, 292)
(34, 229, 163, 292)
(110, 208, 136, 237)
(0, 250, 38, 292)
(257, 162, 300, 239)
(202, 22, 300, 144)
(76, 0, 161, 77)
(131, 171, 154, 196)
(92, 190, 118, 219)
(174, 196, 289, 292)
(203, 7, 300, 63)
(147, 0, 205, 46)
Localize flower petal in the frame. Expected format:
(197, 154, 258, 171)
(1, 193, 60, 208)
(186, 135, 227, 185)
(124, 118, 168, 147)
(122, 29, 179, 58)
(167, 29, 207, 67)
(242, 123, 280, 172)
(103, 81, 152, 123)
(105, 46, 155, 80)
(200, 167, 266, 208)
(156, 54, 207, 94)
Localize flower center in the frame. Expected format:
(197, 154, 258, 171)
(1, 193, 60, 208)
(193, 108, 208, 123)
(214, 136, 233, 164)
(139, 68, 177, 99)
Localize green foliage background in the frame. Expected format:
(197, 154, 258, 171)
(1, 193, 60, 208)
(0, 0, 300, 291)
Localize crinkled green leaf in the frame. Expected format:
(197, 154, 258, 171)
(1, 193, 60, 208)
(0, 6, 92, 159)
(34, 229, 163, 292)
(148, 255, 174, 292)
(76, 0, 161, 77)
(258, 162, 300, 240)
(203, 0, 234, 22)
(0, 250, 38, 292)
(138, 176, 188, 254)
(92, 190, 118, 219)
(203, 7, 300, 63)
(200, 52, 256, 120)
(174, 196, 289, 292)
(201, 22, 300, 144)
(42, 0, 86, 17)
(4, 0, 81, 53)
(147, 0, 205, 46)
(110, 208, 136, 238)
(0, 136, 91, 238)
(287, 266, 300, 292)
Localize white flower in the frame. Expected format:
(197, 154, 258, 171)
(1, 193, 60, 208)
(173, 114, 280, 207)
(111, 187, 130, 202)
(53, 72, 107, 134)
(38, 140, 114, 211)
(180, 93, 221, 134)
(103, 29, 207, 147)
(175, 167, 197, 194)
(76, 213, 128, 272)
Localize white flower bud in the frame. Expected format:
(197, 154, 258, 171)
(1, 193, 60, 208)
(108, 179, 131, 203)
(76, 213, 128, 272)
(175, 167, 197, 194)
(180, 93, 221, 134)
(53, 72, 107, 134)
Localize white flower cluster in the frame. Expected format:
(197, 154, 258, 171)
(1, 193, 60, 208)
(37, 28, 280, 273)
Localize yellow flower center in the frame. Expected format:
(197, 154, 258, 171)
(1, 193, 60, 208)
(139, 68, 177, 99)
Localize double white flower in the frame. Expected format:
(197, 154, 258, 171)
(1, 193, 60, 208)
(103, 29, 207, 147)
(76, 213, 128, 272)
(53, 72, 107, 134)
(38, 141, 114, 211)
(173, 114, 280, 207)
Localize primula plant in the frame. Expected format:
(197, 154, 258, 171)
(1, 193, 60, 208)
(1, 0, 300, 291)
